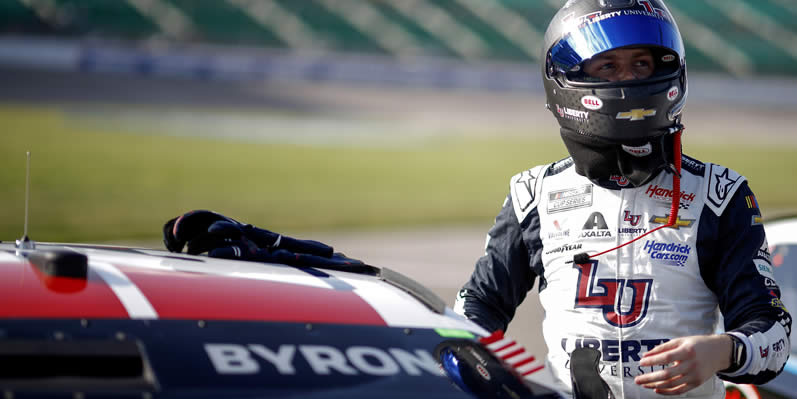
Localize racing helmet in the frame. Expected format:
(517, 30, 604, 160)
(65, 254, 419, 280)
(542, 0, 687, 186)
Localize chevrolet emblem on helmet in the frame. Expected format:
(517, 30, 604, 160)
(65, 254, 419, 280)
(616, 109, 657, 121)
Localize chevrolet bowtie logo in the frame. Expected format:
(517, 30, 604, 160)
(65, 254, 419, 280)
(650, 215, 694, 229)
(617, 109, 657, 121)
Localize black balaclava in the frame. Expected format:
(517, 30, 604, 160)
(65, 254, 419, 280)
(560, 128, 674, 187)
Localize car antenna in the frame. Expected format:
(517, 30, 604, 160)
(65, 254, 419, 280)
(16, 151, 35, 250)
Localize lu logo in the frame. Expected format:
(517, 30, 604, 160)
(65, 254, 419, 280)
(573, 261, 653, 327)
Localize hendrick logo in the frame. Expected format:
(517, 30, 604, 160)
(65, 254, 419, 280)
(643, 241, 690, 267)
(645, 185, 696, 203)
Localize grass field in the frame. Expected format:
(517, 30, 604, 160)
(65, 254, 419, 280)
(2, 104, 796, 243)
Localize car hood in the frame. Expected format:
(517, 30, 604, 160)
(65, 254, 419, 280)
(0, 242, 482, 332)
(0, 242, 506, 398)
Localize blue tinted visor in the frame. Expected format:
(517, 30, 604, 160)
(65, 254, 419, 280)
(549, 13, 684, 72)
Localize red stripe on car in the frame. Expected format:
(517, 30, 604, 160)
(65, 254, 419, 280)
(119, 266, 387, 326)
(0, 261, 128, 318)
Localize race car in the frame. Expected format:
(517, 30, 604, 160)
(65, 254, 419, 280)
(0, 229, 560, 398)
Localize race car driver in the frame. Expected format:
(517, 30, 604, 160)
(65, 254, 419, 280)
(453, 0, 791, 397)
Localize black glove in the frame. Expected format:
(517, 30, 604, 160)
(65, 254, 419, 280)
(163, 210, 363, 268)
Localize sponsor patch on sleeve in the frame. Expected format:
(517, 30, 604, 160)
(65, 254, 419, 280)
(746, 193, 763, 226)
(754, 259, 775, 279)
(704, 164, 745, 216)
(510, 165, 546, 223)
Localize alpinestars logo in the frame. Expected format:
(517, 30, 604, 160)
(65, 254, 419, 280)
(573, 260, 653, 327)
(713, 169, 738, 202)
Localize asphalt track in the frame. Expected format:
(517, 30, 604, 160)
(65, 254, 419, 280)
(4, 65, 797, 374)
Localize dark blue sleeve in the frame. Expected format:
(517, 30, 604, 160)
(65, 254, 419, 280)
(698, 182, 791, 384)
(454, 195, 542, 333)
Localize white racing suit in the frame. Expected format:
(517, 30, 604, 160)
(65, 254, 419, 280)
(455, 155, 791, 398)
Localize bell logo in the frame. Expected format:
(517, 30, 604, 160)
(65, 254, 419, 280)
(667, 87, 679, 102)
(617, 109, 657, 121)
(581, 96, 603, 110)
(622, 143, 653, 157)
